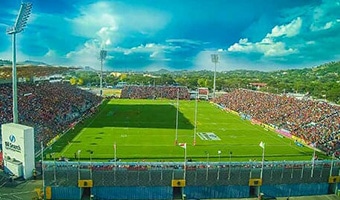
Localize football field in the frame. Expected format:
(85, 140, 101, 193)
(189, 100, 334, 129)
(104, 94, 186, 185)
(46, 99, 319, 162)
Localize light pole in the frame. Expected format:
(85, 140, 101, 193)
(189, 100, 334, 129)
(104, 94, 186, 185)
(6, 2, 32, 123)
(193, 89, 198, 146)
(217, 150, 221, 180)
(77, 150, 81, 180)
(330, 152, 335, 177)
(211, 54, 219, 99)
(90, 150, 93, 179)
(259, 142, 265, 179)
(228, 151, 232, 179)
(174, 88, 179, 145)
(99, 49, 107, 96)
(41, 142, 45, 196)
(52, 153, 56, 183)
(218, 150, 221, 162)
(205, 151, 209, 180)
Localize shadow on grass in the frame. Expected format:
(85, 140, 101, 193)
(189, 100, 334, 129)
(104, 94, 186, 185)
(89, 103, 194, 129)
(45, 100, 194, 155)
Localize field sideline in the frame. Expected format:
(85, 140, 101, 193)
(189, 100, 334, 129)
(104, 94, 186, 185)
(46, 99, 321, 162)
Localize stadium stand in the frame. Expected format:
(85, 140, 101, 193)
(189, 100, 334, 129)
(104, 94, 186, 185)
(120, 85, 190, 99)
(0, 82, 103, 153)
(214, 89, 340, 158)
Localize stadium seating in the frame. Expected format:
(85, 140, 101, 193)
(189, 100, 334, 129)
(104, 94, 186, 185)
(0, 82, 103, 152)
(214, 89, 340, 158)
(121, 85, 190, 100)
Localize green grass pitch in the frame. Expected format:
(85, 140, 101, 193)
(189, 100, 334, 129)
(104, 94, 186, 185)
(46, 99, 321, 162)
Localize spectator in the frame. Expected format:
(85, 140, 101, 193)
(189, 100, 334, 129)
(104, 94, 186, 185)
(214, 89, 340, 158)
(0, 82, 103, 152)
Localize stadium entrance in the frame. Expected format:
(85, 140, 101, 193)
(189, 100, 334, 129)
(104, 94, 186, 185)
(173, 187, 182, 199)
(81, 187, 91, 199)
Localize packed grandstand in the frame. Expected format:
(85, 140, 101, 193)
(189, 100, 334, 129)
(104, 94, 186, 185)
(0, 83, 339, 170)
(213, 89, 340, 158)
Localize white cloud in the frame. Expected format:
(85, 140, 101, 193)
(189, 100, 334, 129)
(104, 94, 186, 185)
(309, 0, 340, 32)
(266, 17, 302, 38)
(306, 41, 315, 45)
(64, 1, 171, 67)
(68, 2, 118, 47)
(310, 20, 338, 31)
(165, 39, 202, 46)
(69, 1, 169, 46)
(228, 17, 301, 57)
(123, 43, 180, 62)
(66, 40, 102, 68)
(45, 49, 57, 57)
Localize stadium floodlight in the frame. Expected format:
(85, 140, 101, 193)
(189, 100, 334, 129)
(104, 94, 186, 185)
(99, 49, 107, 96)
(211, 54, 218, 99)
(6, 2, 32, 123)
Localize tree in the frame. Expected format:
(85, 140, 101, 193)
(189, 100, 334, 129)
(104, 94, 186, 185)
(77, 78, 84, 86)
(69, 77, 77, 85)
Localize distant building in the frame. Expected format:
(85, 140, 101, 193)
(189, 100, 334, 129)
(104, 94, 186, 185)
(110, 72, 122, 77)
(250, 82, 267, 90)
(116, 82, 127, 88)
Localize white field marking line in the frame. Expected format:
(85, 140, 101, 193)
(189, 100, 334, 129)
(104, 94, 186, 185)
(61, 102, 110, 154)
(0, 190, 35, 196)
(13, 195, 22, 200)
(255, 124, 309, 155)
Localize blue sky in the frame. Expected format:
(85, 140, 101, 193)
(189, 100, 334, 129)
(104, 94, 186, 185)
(0, 0, 339, 71)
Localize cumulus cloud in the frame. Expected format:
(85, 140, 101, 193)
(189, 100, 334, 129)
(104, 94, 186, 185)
(68, 2, 118, 48)
(123, 43, 177, 59)
(65, 1, 171, 67)
(266, 17, 302, 38)
(227, 0, 340, 68)
(66, 40, 102, 68)
(228, 17, 301, 57)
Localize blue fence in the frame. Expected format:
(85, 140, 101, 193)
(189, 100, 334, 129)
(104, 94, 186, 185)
(261, 183, 329, 197)
(51, 186, 81, 200)
(43, 160, 340, 199)
(92, 186, 173, 200)
(184, 185, 249, 199)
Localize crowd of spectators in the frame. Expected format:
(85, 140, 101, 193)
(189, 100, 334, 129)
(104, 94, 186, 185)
(121, 85, 190, 100)
(214, 89, 340, 158)
(0, 82, 103, 152)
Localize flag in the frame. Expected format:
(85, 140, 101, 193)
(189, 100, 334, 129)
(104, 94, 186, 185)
(178, 143, 186, 149)
(259, 141, 265, 149)
(77, 149, 81, 154)
(114, 143, 116, 150)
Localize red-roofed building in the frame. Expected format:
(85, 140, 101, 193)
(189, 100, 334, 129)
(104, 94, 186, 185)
(250, 82, 267, 90)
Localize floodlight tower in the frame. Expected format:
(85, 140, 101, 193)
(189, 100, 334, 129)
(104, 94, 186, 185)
(211, 54, 219, 99)
(99, 49, 107, 96)
(6, 2, 32, 123)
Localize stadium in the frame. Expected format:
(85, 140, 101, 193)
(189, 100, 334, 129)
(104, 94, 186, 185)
(1, 1, 340, 200)
(1, 81, 339, 199)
